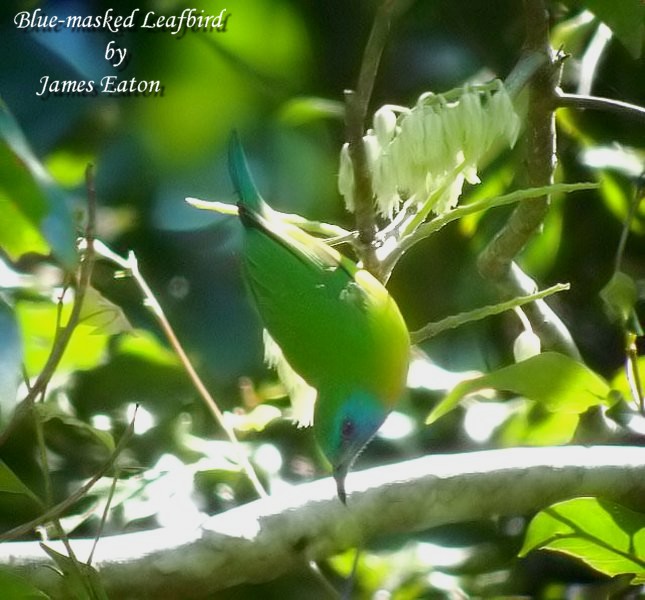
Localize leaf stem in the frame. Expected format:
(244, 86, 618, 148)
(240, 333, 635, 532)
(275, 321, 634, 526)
(92, 242, 268, 500)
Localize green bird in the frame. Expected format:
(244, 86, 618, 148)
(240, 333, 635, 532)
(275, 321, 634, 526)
(229, 134, 410, 502)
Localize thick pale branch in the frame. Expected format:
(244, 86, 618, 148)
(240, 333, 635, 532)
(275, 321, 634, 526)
(477, 0, 580, 359)
(4, 446, 645, 599)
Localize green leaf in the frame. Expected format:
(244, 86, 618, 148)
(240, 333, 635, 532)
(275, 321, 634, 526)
(0, 567, 51, 599)
(40, 544, 109, 600)
(0, 189, 51, 260)
(427, 352, 611, 424)
(278, 96, 344, 125)
(0, 459, 42, 506)
(610, 355, 645, 408)
(499, 404, 580, 446)
(78, 287, 133, 336)
(115, 330, 180, 367)
(0, 295, 23, 428)
(561, 0, 644, 59)
(520, 497, 645, 583)
(597, 171, 644, 234)
(16, 298, 109, 378)
(35, 402, 115, 452)
(600, 271, 637, 325)
(0, 98, 77, 268)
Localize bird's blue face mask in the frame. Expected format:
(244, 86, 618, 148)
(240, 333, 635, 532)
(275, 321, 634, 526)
(315, 390, 388, 504)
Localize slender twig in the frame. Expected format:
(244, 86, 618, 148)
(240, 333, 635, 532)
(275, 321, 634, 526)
(411, 283, 570, 344)
(6, 167, 100, 597)
(556, 91, 645, 122)
(383, 183, 597, 277)
(91, 242, 268, 500)
(185, 197, 352, 240)
(0, 166, 97, 448)
(87, 463, 122, 566)
(33, 405, 53, 506)
(344, 0, 413, 278)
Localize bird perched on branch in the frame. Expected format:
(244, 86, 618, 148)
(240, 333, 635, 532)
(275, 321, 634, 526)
(228, 133, 410, 502)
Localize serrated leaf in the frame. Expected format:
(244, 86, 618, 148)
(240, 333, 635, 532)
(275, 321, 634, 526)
(0, 98, 77, 268)
(520, 497, 645, 583)
(35, 402, 115, 452)
(0, 459, 42, 506)
(427, 352, 611, 424)
(0, 295, 23, 428)
(0, 567, 51, 599)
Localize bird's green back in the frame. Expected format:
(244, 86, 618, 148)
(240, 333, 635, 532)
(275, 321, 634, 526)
(228, 133, 410, 498)
(242, 223, 409, 406)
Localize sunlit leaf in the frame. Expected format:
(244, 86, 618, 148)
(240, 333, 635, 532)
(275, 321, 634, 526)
(427, 352, 611, 425)
(0, 296, 22, 428)
(598, 171, 644, 235)
(610, 355, 645, 408)
(45, 150, 93, 188)
(278, 96, 344, 125)
(16, 298, 109, 378)
(224, 404, 282, 432)
(114, 329, 179, 367)
(580, 145, 644, 180)
(78, 287, 133, 336)
(551, 9, 598, 57)
(0, 99, 77, 268)
(561, 0, 644, 59)
(520, 497, 645, 583)
(459, 164, 514, 236)
(520, 195, 564, 278)
(498, 403, 580, 446)
(0, 567, 50, 599)
(0, 189, 51, 260)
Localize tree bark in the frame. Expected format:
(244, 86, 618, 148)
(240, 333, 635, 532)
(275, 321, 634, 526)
(4, 446, 645, 599)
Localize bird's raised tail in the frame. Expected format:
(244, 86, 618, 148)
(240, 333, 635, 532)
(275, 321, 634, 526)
(228, 132, 265, 216)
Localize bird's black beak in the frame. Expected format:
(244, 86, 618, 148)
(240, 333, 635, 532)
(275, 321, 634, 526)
(334, 465, 349, 505)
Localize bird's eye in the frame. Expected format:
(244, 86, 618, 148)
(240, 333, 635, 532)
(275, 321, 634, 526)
(341, 418, 355, 440)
